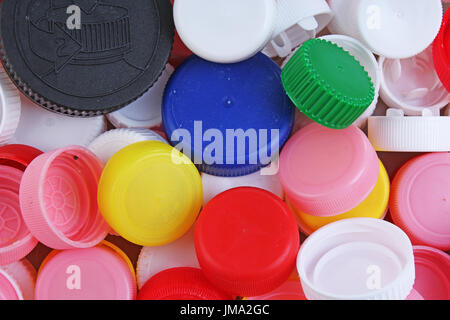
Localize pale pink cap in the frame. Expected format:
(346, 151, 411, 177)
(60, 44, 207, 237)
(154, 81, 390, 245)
(0, 259, 36, 300)
(390, 153, 450, 251)
(0, 268, 22, 300)
(19, 146, 109, 249)
(35, 246, 136, 300)
(279, 123, 379, 216)
(0, 166, 38, 266)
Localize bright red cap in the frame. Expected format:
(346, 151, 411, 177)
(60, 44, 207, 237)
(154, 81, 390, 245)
(433, 8, 450, 92)
(0, 144, 43, 171)
(195, 187, 300, 297)
(137, 267, 231, 300)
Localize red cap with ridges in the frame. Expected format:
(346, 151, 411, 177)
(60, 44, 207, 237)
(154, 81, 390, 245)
(137, 267, 231, 300)
(433, 8, 450, 92)
(0, 144, 43, 171)
(195, 187, 300, 297)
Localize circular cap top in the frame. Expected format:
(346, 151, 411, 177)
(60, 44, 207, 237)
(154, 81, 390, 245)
(98, 141, 202, 246)
(353, 0, 443, 59)
(0, 269, 22, 300)
(291, 160, 389, 235)
(107, 65, 175, 129)
(11, 95, 106, 152)
(390, 153, 450, 251)
(279, 123, 379, 217)
(35, 245, 136, 300)
(138, 267, 231, 300)
(433, 8, 450, 92)
(163, 54, 294, 177)
(412, 246, 450, 300)
(282, 39, 375, 129)
(0, 0, 173, 116)
(174, 0, 276, 63)
(297, 218, 415, 300)
(195, 187, 299, 297)
(0, 144, 42, 171)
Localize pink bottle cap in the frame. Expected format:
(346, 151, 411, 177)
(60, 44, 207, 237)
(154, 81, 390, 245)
(0, 268, 22, 300)
(0, 259, 36, 300)
(0, 166, 38, 266)
(19, 146, 109, 250)
(390, 153, 450, 250)
(0, 144, 43, 171)
(35, 245, 136, 300)
(279, 123, 379, 216)
(412, 246, 450, 300)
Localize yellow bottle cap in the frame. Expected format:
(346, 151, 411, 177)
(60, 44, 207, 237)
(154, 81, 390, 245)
(98, 141, 202, 246)
(288, 160, 389, 235)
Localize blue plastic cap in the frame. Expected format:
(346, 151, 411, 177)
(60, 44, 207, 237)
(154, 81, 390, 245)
(162, 53, 295, 177)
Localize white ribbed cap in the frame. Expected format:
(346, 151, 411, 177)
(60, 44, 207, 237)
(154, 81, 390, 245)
(0, 68, 21, 145)
(297, 218, 415, 300)
(368, 108, 450, 152)
(88, 128, 167, 165)
(107, 64, 174, 129)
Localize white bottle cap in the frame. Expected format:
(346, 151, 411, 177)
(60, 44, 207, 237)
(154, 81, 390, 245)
(328, 0, 443, 58)
(297, 218, 415, 300)
(0, 68, 21, 145)
(201, 168, 283, 207)
(263, 0, 333, 58)
(107, 65, 174, 129)
(379, 47, 450, 116)
(88, 128, 167, 165)
(174, 0, 277, 63)
(368, 108, 450, 152)
(136, 227, 199, 289)
(11, 95, 106, 152)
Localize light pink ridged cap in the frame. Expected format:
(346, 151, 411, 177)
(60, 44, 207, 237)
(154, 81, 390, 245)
(19, 146, 109, 249)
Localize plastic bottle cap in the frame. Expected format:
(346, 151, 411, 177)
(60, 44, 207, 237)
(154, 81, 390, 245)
(98, 141, 202, 246)
(297, 218, 415, 300)
(0, 268, 22, 300)
(246, 279, 307, 300)
(35, 245, 136, 300)
(19, 146, 109, 249)
(201, 168, 283, 207)
(88, 128, 167, 165)
(263, 0, 332, 58)
(107, 65, 175, 129)
(289, 160, 389, 235)
(0, 259, 36, 300)
(379, 47, 450, 116)
(138, 267, 231, 300)
(390, 153, 450, 251)
(136, 227, 199, 290)
(368, 108, 450, 152)
(0, 68, 21, 145)
(163, 54, 294, 177)
(11, 95, 106, 152)
(195, 187, 300, 297)
(0, 0, 173, 116)
(279, 123, 379, 217)
(0, 166, 38, 266)
(433, 8, 450, 92)
(328, 0, 443, 59)
(412, 246, 450, 300)
(0, 144, 43, 171)
(173, 0, 276, 63)
(282, 39, 375, 129)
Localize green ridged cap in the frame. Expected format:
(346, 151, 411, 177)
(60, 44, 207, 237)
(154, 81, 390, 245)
(281, 39, 375, 129)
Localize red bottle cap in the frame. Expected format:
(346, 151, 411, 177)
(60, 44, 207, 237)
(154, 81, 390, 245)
(137, 267, 231, 300)
(0, 144, 43, 171)
(433, 8, 450, 92)
(195, 187, 300, 297)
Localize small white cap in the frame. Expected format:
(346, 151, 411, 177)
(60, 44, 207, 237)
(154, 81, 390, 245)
(0, 68, 21, 145)
(297, 218, 415, 300)
(174, 0, 277, 63)
(107, 65, 174, 129)
(88, 128, 167, 165)
(136, 227, 199, 289)
(201, 167, 283, 206)
(328, 0, 443, 59)
(379, 48, 450, 116)
(0, 259, 36, 300)
(368, 108, 450, 152)
(10, 95, 106, 152)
